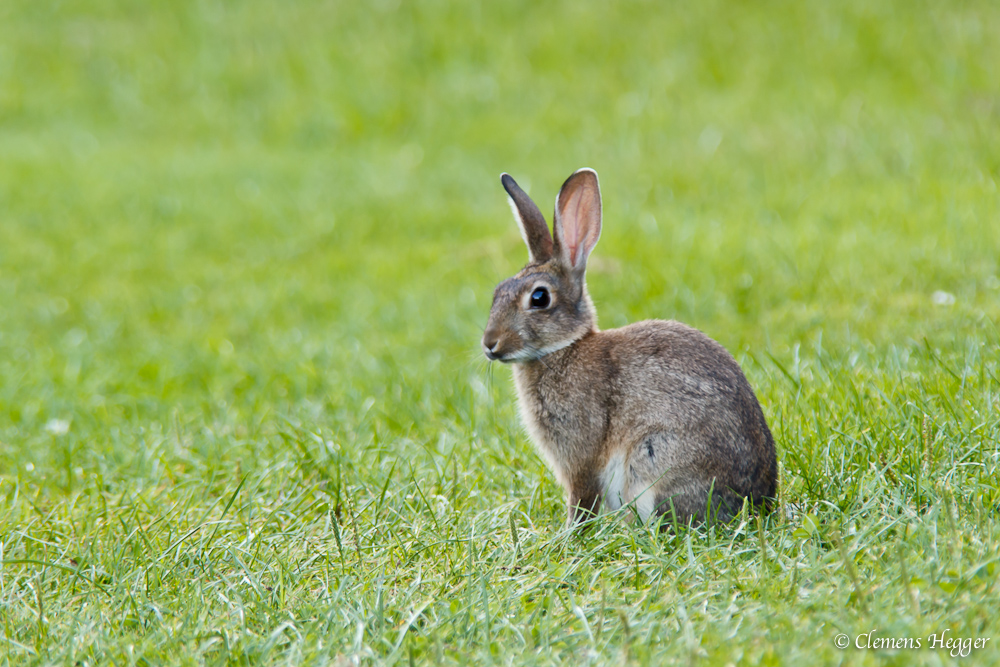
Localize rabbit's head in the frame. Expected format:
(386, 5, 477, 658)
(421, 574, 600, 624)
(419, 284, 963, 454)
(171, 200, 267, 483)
(483, 169, 603, 363)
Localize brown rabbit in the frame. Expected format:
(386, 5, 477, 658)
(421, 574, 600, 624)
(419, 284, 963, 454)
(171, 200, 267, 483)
(482, 168, 777, 526)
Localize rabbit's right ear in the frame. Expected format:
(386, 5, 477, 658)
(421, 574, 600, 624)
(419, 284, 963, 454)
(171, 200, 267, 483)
(502, 173, 553, 263)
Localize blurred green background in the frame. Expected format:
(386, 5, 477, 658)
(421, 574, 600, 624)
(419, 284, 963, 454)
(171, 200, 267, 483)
(1, 0, 999, 664)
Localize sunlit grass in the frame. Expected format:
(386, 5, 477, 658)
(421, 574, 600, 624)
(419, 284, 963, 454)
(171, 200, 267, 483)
(1, 0, 999, 664)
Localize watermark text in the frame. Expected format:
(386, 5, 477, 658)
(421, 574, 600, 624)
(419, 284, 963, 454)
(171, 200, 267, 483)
(834, 629, 990, 658)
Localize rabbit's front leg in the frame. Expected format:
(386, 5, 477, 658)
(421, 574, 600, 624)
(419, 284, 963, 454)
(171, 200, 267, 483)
(567, 477, 602, 527)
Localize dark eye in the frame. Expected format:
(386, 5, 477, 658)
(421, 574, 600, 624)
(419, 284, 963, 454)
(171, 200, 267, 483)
(529, 287, 550, 309)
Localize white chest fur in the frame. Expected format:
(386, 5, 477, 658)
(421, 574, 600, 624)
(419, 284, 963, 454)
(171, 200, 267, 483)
(515, 397, 572, 492)
(512, 367, 572, 490)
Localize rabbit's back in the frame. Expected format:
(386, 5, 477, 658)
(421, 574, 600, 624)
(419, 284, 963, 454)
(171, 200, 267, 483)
(593, 319, 777, 522)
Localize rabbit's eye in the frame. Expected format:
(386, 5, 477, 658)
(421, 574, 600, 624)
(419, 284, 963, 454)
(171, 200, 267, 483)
(529, 287, 550, 309)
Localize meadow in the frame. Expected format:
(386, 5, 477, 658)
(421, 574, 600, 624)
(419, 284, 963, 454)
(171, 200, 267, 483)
(1, 0, 999, 664)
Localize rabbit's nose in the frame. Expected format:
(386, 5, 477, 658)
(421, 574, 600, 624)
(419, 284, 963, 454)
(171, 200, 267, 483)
(482, 332, 501, 360)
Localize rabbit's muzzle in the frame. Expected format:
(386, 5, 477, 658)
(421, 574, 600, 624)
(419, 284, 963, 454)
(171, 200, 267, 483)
(482, 327, 516, 362)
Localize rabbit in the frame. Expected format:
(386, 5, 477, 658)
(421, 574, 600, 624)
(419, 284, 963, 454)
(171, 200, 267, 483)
(482, 168, 777, 527)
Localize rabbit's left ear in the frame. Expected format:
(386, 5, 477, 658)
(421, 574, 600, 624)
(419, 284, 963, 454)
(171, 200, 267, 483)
(553, 168, 602, 273)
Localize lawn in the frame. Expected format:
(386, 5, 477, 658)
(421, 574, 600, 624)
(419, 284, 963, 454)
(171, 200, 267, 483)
(1, 0, 999, 664)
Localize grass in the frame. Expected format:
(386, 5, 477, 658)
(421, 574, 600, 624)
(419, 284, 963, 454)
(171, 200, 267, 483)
(1, 0, 999, 664)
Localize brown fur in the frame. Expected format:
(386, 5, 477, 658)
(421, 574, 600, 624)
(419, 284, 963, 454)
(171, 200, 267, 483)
(483, 169, 777, 527)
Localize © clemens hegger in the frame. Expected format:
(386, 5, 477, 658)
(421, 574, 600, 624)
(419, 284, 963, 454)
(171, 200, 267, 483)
(852, 629, 991, 658)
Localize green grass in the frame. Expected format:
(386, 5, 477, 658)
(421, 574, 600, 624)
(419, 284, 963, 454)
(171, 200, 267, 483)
(1, 0, 999, 664)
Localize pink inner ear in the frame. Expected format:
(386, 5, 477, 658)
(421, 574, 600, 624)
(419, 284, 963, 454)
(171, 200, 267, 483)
(564, 193, 585, 265)
(558, 180, 600, 268)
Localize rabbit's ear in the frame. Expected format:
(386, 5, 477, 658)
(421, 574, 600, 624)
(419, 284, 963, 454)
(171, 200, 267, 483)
(502, 173, 553, 263)
(553, 168, 602, 273)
